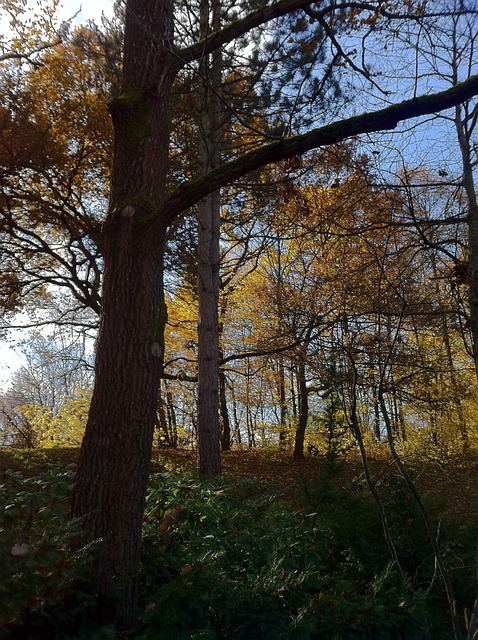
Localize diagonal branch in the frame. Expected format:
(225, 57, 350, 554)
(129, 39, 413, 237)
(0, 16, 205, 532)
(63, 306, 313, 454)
(164, 73, 478, 223)
(175, 0, 316, 68)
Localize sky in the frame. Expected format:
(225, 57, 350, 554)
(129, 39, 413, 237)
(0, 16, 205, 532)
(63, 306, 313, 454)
(59, 0, 113, 24)
(0, 339, 24, 389)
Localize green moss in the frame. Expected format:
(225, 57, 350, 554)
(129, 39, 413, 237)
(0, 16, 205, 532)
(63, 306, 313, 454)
(109, 195, 157, 219)
(109, 90, 151, 153)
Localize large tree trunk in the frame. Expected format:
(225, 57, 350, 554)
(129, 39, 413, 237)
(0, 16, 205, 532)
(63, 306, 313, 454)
(71, 231, 167, 626)
(70, 0, 173, 628)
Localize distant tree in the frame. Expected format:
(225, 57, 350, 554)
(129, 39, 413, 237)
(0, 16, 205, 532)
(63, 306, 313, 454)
(18, 390, 91, 447)
(0, 389, 36, 447)
(0, 330, 93, 445)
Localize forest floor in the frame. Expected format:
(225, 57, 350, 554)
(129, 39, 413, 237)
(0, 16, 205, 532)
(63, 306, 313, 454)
(1, 445, 476, 522)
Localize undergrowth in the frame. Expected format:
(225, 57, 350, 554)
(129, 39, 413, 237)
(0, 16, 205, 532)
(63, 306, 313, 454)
(0, 459, 476, 638)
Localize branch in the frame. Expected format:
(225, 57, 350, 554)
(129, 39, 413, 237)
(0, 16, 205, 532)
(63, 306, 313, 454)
(175, 0, 315, 68)
(220, 339, 303, 366)
(0, 39, 61, 65)
(164, 74, 478, 222)
(175, 0, 452, 67)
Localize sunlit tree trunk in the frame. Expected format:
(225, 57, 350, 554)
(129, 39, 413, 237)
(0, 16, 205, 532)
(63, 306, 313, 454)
(230, 382, 242, 445)
(197, 0, 222, 477)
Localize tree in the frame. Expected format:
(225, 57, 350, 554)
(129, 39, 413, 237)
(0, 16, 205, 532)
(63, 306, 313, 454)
(55, 0, 478, 628)
(0, 21, 113, 332)
(196, 0, 223, 477)
(0, 0, 62, 64)
(0, 329, 93, 445)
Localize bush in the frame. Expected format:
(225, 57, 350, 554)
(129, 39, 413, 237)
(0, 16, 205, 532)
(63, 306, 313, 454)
(1, 460, 475, 638)
(0, 464, 96, 638)
(139, 471, 437, 639)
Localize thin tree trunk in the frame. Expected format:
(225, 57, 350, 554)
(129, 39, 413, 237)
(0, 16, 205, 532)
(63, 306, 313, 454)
(165, 385, 178, 448)
(278, 357, 288, 448)
(197, 0, 222, 477)
(247, 407, 255, 447)
(219, 295, 231, 450)
(397, 394, 407, 441)
(156, 382, 168, 447)
(290, 364, 298, 419)
(372, 385, 381, 440)
(219, 367, 231, 450)
(230, 382, 242, 445)
(293, 357, 308, 459)
(197, 186, 222, 475)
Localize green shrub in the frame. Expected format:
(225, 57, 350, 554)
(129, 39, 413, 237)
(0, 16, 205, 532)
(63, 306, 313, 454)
(139, 471, 438, 639)
(0, 464, 96, 638)
(1, 462, 475, 638)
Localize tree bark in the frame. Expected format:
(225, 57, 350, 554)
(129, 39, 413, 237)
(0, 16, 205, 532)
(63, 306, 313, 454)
(70, 0, 173, 628)
(197, 186, 222, 476)
(196, 0, 223, 478)
(293, 356, 308, 459)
